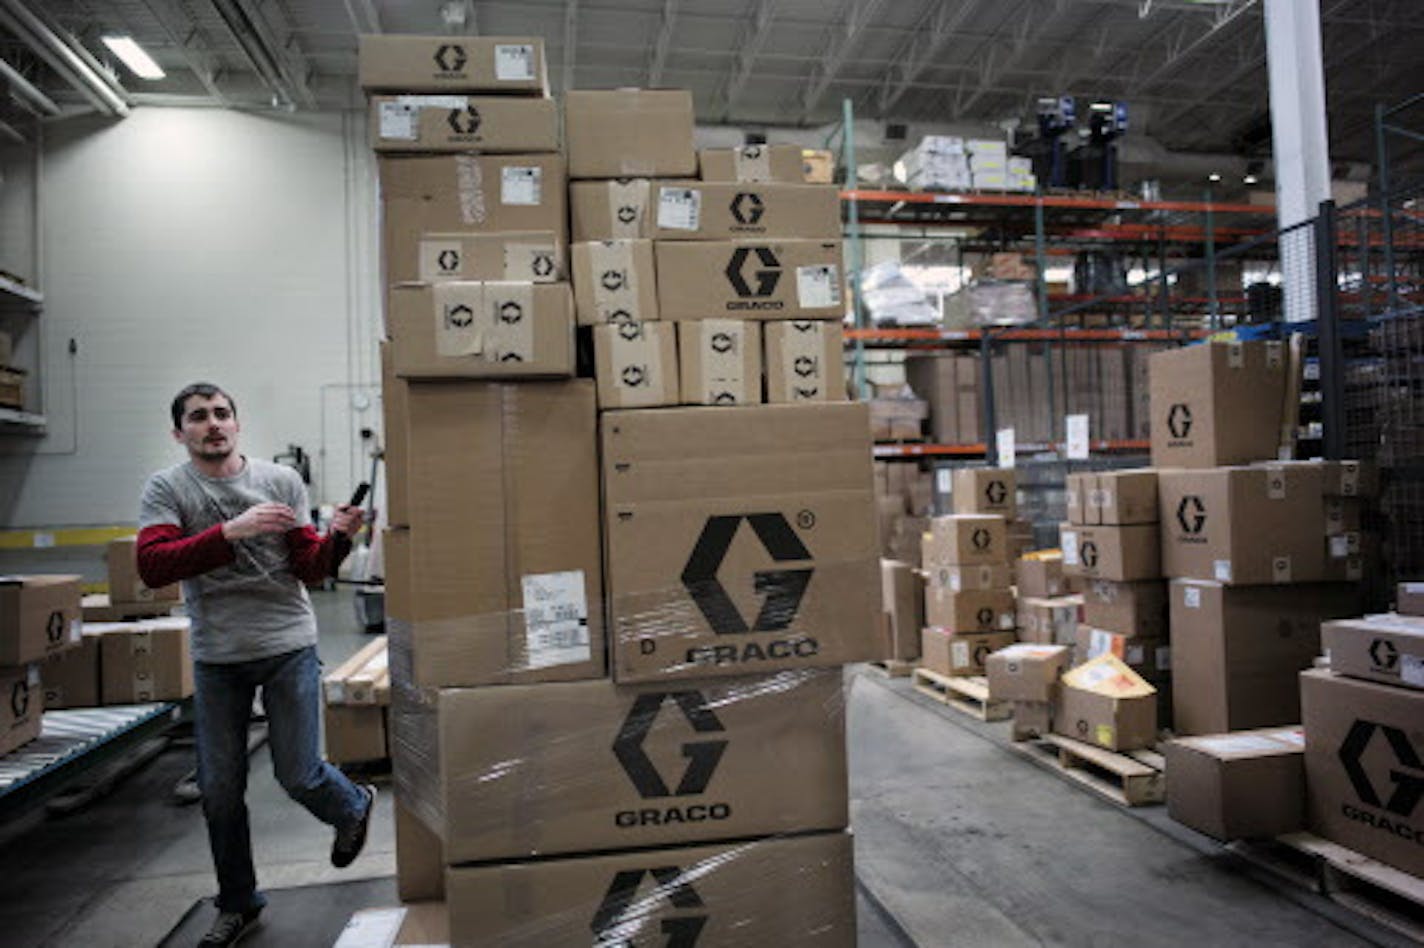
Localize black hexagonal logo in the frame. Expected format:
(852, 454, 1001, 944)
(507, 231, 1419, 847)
(445, 303, 474, 328)
(681, 514, 812, 634)
(712, 391, 737, 405)
(1076, 718, 1089, 737)
(793, 355, 817, 378)
(970, 528, 992, 552)
(436, 249, 461, 274)
(973, 643, 992, 665)
(1176, 496, 1206, 534)
(724, 246, 781, 298)
(11, 679, 29, 718)
(616, 205, 639, 224)
(433, 43, 467, 73)
(446, 104, 481, 135)
(45, 611, 65, 644)
(602, 269, 627, 292)
(1167, 403, 1193, 439)
(1370, 639, 1400, 671)
(531, 253, 554, 278)
(612, 691, 727, 799)
(985, 480, 1008, 506)
(730, 192, 765, 225)
(621, 365, 647, 388)
(976, 607, 994, 628)
(499, 301, 523, 324)
(591, 866, 707, 946)
(710, 332, 735, 354)
(609, 308, 634, 324)
(742, 145, 762, 160)
(617, 320, 642, 341)
(1080, 541, 1100, 569)
(1338, 720, 1424, 817)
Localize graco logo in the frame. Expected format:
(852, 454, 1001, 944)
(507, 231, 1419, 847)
(724, 247, 781, 299)
(1080, 542, 1099, 569)
(531, 253, 555, 278)
(1176, 496, 1206, 535)
(433, 44, 467, 73)
(591, 867, 707, 946)
(46, 611, 65, 644)
(710, 332, 735, 354)
(613, 691, 727, 799)
(602, 270, 627, 291)
(436, 249, 461, 274)
(1370, 639, 1400, 672)
(446, 105, 480, 135)
(498, 301, 523, 324)
(445, 303, 473, 328)
(1167, 403, 1193, 440)
(730, 192, 765, 226)
(11, 679, 28, 718)
(970, 528, 992, 552)
(985, 480, 1008, 506)
(681, 514, 811, 634)
(617, 205, 639, 224)
(1338, 720, 1424, 818)
(976, 607, 994, 628)
(621, 365, 647, 388)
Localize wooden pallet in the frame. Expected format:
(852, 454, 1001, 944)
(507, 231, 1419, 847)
(1008, 733, 1166, 807)
(1228, 832, 1424, 943)
(911, 668, 1011, 721)
(867, 660, 915, 679)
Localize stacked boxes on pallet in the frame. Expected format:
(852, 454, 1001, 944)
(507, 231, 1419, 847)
(365, 37, 869, 943)
(0, 575, 82, 754)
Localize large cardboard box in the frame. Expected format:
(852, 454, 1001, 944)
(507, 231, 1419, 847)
(655, 240, 844, 321)
(922, 515, 1008, 567)
(1322, 614, 1424, 690)
(1164, 727, 1306, 841)
(1074, 626, 1170, 682)
(564, 90, 697, 179)
(1149, 341, 1287, 468)
(1059, 523, 1160, 582)
(924, 588, 1016, 633)
(1158, 465, 1327, 585)
(594, 321, 679, 409)
(380, 343, 411, 528)
(1170, 579, 1361, 735)
(986, 643, 1070, 702)
(764, 320, 846, 404)
(1082, 579, 1168, 638)
(881, 559, 922, 662)
(1054, 655, 1158, 751)
(920, 627, 1016, 677)
(40, 630, 100, 709)
(1016, 553, 1065, 598)
(106, 537, 180, 605)
(391, 381, 605, 688)
(389, 231, 564, 286)
(951, 467, 1016, 518)
(358, 35, 548, 94)
(601, 403, 878, 682)
(677, 320, 762, 406)
(1301, 669, 1424, 878)
(0, 663, 41, 756)
(926, 562, 1013, 593)
(98, 617, 194, 704)
(650, 182, 840, 241)
(446, 833, 855, 947)
(0, 575, 83, 666)
(571, 240, 659, 325)
(902, 353, 958, 444)
(1017, 596, 1080, 646)
(387, 282, 574, 379)
(699, 145, 805, 183)
(368, 95, 558, 153)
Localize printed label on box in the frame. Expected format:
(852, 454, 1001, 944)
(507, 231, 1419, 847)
(1404, 654, 1424, 688)
(998, 612, 1015, 630)
(657, 187, 701, 231)
(951, 641, 970, 668)
(1061, 530, 1079, 566)
(1184, 586, 1201, 609)
(1213, 560, 1233, 583)
(69, 618, 82, 643)
(1088, 628, 1113, 659)
(997, 428, 1016, 469)
(501, 166, 542, 206)
(796, 265, 842, 309)
(378, 102, 418, 141)
(1271, 556, 1292, 583)
(495, 44, 536, 81)
(1065, 414, 1090, 460)
(937, 468, 953, 494)
(521, 570, 591, 669)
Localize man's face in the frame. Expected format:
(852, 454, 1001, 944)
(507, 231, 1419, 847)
(173, 394, 239, 462)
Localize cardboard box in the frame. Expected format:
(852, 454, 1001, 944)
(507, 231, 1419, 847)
(1322, 459, 1379, 498)
(324, 705, 388, 764)
(902, 353, 958, 444)
(881, 559, 923, 662)
(1164, 727, 1305, 841)
(0, 575, 83, 666)
(387, 282, 574, 379)
(601, 403, 878, 682)
(922, 515, 1008, 567)
(569, 179, 656, 242)
(699, 145, 805, 183)
(654, 240, 844, 321)
(1149, 341, 1288, 468)
(1016, 554, 1065, 598)
(106, 538, 180, 605)
(358, 35, 548, 94)
(1401, 582, 1424, 616)
(380, 343, 410, 528)
(446, 833, 855, 948)
(986, 643, 1070, 703)
(677, 319, 762, 406)
(571, 240, 658, 325)
(1054, 655, 1158, 751)
(564, 90, 696, 179)
(1301, 669, 1424, 878)
(594, 320, 679, 409)
(1170, 579, 1361, 735)
(1323, 497, 1362, 536)
(1059, 523, 1160, 582)
(1075, 626, 1170, 682)
(1158, 465, 1326, 585)
(952, 467, 1016, 518)
(1017, 596, 1080, 646)
(1065, 472, 1090, 525)
(764, 320, 845, 404)
(41, 631, 100, 709)
(390, 381, 605, 688)
(0, 663, 41, 756)
(1092, 470, 1159, 525)
(98, 617, 194, 704)
(921, 627, 1016, 677)
(368, 95, 558, 153)
(1322, 614, 1424, 690)
(1013, 700, 1053, 738)
(1082, 579, 1168, 638)
(924, 588, 1016, 633)
(926, 562, 1013, 593)
(390, 231, 564, 286)
(649, 182, 840, 241)
(802, 148, 835, 183)
(395, 800, 445, 903)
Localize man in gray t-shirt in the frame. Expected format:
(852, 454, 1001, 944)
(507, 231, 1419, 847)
(136, 382, 373, 948)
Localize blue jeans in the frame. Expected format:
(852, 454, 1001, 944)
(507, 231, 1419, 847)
(194, 645, 367, 913)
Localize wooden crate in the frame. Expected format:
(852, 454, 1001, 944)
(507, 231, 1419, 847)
(911, 668, 1011, 721)
(1008, 733, 1165, 807)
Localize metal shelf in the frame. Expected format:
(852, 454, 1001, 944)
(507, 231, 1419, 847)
(0, 273, 41, 306)
(873, 440, 1150, 459)
(0, 407, 45, 433)
(847, 327, 1209, 345)
(842, 190, 1271, 215)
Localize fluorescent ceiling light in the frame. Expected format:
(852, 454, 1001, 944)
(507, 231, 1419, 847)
(1208, 172, 1222, 182)
(101, 35, 165, 80)
(1243, 174, 1259, 185)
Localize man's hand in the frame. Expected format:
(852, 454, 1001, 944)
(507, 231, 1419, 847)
(222, 502, 297, 541)
(331, 504, 366, 538)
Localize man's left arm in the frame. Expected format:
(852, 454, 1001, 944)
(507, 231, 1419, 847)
(283, 476, 363, 584)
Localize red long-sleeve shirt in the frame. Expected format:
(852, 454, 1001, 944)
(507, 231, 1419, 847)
(137, 523, 352, 588)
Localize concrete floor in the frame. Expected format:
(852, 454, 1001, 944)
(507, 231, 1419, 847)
(0, 591, 1413, 946)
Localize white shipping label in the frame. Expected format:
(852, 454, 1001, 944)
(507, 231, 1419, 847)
(26, 665, 40, 687)
(1088, 628, 1112, 658)
(522, 570, 591, 669)
(1214, 560, 1233, 583)
(997, 428, 1016, 469)
(948, 571, 962, 593)
(495, 44, 536, 81)
(333, 907, 408, 948)
(501, 166, 542, 206)
(999, 612, 1015, 630)
(796, 265, 842, 309)
(937, 468, 953, 494)
(1330, 535, 1350, 559)
(396, 94, 467, 109)
(1184, 586, 1202, 609)
(952, 641, 971, 668)
(1065, 414, 1090, 460)
(657, 187, 702, 231)
(1403, 654, 1424, 688)
(377, 102, 419, 141)
(1075, 663, 1116, 689)
(69, 618, 82, 643)
(1061, 530, 1079, 566)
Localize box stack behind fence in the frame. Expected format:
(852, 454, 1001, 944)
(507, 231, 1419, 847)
(364, 36, 870, 943)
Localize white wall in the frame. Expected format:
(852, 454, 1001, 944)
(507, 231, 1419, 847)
(0, 107, 381, 528)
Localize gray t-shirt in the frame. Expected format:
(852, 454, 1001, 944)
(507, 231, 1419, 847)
(139, 458, 319, 664)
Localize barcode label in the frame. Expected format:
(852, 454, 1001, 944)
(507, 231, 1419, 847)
(501, 166, 542, 206)
(657, 187, 701, 231)
(796, 265, 842, 308)
(522, 571, 591, 669)
(377, 102, 418, 141)
(495, 44, 536, 81)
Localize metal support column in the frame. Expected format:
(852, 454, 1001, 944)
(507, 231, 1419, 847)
(1157, 226, 1170, 332)
(981, 333, 998, 465)
(1034, 199, 1057, 442)
(841, 97, 868, 398)
(1204, 191, 1219, 331)
(1315, 200, 1344, 460)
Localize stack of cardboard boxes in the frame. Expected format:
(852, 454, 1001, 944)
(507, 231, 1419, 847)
(0, 575, 82, 754)
(366, 36, 870, 943)
(874, 460, 933, 566)
(1016, 550, 1083, 648)
(81, 536, 183, 621)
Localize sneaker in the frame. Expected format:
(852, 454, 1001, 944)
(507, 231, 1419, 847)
(197, 906, 261, 947)
(331, 783, 376, 868)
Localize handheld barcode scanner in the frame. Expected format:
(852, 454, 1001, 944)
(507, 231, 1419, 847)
(348, 482, 370, 509)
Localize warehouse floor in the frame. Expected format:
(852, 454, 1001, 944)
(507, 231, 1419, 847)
(0, 592, 1413, 947)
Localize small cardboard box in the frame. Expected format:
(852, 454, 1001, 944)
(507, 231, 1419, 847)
(1016, 553, 1065, 598)
(677, 320, 762, 406)
(393, 231, 563, 286)
(951, 467, 1016, 518)
(387, 282, 574, 379)
(1093, 470, 1160, 525)
(649, 182, 841, 240)
(926, 562, 1013, 593)
(923, 515, 1009, 567)
(358, 35, 548, 93)
(98, 617, 194, 704)
(1075, 626, 1170, 682)
(368, 95, 558, 153)
(569, 179, 659, 242)
(764, 320, 845, 404)
(0, 575, 83, 666)
(921, 627, 1016, 678)
(986, 643, 1070, 703)
(106, 538, 180, 605)
(41, 630, 101, 709)
(1017, 595, 1080, 646)
(593, 320, 679, 409)
(1149, 341, 1288, 468)
(924, 588, 1016, 633)
(564, 90, 696, 179)
(655, 240, 845, 321)
(1059, 523, 1161, 581)
(1321, 614, 1424, 690)
(0, 663, 41, 756)
(881, 559, 923, 662)
(1164, 727, 1305, 841)
(1401, 582, 1424, 616)
(802, 149, 835, 183)
(1054, 654, 1158, 751)
(1082, 579, 1168, 638)
(699, 145, 805, 183)
(571, 240, 659, 325)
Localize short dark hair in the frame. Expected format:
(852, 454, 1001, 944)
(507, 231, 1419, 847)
(171, 382, 236, 429)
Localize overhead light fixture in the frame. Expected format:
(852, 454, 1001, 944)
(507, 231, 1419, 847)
(1243, 174, 1258, 185)
(1208, 172, 1222, 182)
(102, 35, 165, 80)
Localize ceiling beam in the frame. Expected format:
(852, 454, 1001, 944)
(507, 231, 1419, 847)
(717, 0, 777, 118)
(0, 53, 59, 115)
(875, 0, 983, 115)
(0, 0, 129, 116)
(954, 0, 1078, 119)
(646, 0, 678, 87)
(140, 0, 231, 106)
(208, 0, 310, 109)
(1131, 0, 1259, 91)
(800, 0, 888, 121)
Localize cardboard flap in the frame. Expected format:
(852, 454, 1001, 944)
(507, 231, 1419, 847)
(1062, 653, 1155, 697)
